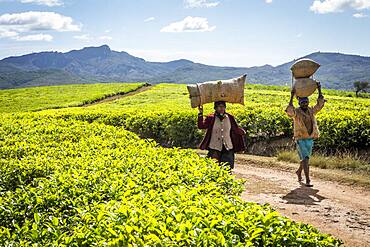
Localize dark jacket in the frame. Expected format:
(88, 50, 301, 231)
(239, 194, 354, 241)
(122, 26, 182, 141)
(198, 113, 246, 152)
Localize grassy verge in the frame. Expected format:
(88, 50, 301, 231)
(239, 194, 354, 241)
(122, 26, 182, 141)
(277, 151, 370, 175)
(237, 153, 370, 189)
(196, 149, 370, 188)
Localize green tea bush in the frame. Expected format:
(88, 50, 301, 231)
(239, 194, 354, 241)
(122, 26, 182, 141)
(33, 83, 369, 150)
(0, 115, 342, 246)
(0, 83, 145, 113)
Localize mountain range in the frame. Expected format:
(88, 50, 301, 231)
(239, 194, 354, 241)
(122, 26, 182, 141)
(1, 45, 370, 91)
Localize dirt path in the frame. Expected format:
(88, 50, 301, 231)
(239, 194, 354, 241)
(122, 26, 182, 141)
(82, 84, 153, 107)
(233, 154, 370, 247)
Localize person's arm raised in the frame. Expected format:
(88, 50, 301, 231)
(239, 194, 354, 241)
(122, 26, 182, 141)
(197, 105, 209, 129)
(289, 87, 295, 106)
(286, 88, 296, 117)
(313, 81, 326, 114)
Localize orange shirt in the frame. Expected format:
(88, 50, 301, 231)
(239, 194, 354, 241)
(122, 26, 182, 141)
(285, 97, 325, 140)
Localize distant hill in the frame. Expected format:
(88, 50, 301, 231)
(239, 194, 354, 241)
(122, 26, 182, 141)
(1, 45, 370, 90)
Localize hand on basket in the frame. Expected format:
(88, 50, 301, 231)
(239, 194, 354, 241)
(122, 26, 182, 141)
(291, 87, 296, 97)
(316, 81, 322, 89)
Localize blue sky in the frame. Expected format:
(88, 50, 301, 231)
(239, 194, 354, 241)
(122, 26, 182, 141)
(0, 0, 369, 67)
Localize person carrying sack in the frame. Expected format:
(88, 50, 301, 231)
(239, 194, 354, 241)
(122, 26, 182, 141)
(197, 101, 246, 171)
(285, 81, 326, 187)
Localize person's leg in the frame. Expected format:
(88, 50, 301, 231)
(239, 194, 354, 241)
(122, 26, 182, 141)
(207, 149, 221, 163)
(297, 139, 313, 186)
(296, 140, 304, 182)
(302, 157, 312, 186)
(302, 139, 314, 187)
(296, 162, 303, 182)
(220, 147, 235, 171)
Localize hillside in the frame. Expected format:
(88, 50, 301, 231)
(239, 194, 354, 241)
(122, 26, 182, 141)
(1, 45, 370, 90)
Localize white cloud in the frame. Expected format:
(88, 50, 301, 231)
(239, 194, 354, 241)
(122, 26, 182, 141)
(74, 34, 91, 41)
(15, 33, 53, 41)
(0, 30, 18, 38)
(73, 34, 112, 42)
(310, 0, 370, 14)
(144, 17, 155, 22)
(20, 0, 63, 6)
(266, 0, 273, 3)
(0, 29, 53, 41)
(0, 11, 81, 32)
(160, 16, 216, 33)
(99, 35, 112, 41)
(353, 12, 368, 17)
(0, 11, 80, 42)
(184, 0, 219, 8)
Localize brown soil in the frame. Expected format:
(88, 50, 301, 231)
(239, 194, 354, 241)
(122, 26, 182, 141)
(233, 154, 370, 247)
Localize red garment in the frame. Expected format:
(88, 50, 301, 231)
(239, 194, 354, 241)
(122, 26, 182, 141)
(198, 113, 246, 152)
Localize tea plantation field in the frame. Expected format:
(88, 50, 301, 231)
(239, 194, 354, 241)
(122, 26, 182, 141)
(0, 83, 350, 245)
(0, 83, 145, 113)
(34, 83, 370, 151)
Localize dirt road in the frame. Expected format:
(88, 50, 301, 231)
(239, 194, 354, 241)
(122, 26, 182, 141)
(82, 84, 153, 107)
(233, 155, 370, 247)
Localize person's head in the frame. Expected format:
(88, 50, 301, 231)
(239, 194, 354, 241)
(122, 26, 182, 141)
(298, 97, 309, 110)
(214, 101, 226, 114)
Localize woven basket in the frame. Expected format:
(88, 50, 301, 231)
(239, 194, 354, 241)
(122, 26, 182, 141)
(291, 59, 320, 79)
(293, 78, 318, 97)
(187, 74, 246, 108)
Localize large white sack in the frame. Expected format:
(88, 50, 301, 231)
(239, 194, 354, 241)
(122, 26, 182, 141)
(294, 78, 318, 97)
(187, 74, 246, 108)
(291, 59, 320, 79)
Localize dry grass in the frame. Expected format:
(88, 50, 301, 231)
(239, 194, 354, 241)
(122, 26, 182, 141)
(237, 154, 370, 189)
(277, 150, 370, 175)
